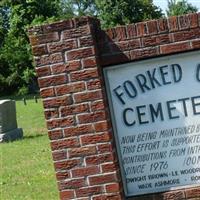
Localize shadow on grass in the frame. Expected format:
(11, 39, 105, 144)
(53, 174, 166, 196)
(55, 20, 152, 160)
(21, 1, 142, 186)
(23, 134, 46, 140)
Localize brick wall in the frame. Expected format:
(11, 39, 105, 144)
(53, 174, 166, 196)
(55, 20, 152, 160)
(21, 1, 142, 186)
(29, 13, 200, 200)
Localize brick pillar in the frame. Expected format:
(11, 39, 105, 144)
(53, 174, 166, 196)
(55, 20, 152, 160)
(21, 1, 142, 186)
(29, 17, 122, 200)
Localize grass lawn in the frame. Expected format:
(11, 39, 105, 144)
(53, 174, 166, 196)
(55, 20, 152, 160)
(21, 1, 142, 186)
(0, 97, 59, 200)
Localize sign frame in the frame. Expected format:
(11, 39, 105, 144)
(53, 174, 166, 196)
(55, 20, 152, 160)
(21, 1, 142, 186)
(103, 50, 200, 198)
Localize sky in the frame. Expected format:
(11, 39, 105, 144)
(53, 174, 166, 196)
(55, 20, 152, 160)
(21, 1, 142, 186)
(153, 0, 200, 14)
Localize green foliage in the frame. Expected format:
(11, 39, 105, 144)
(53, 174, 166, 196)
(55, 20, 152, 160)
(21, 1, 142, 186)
(167, 0, 198, 17)
(95, 0, 163, 28)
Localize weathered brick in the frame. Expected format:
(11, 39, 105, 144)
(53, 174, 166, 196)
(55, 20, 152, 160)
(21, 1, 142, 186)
(178, 15, 190, 30)
(154, 191, 185, 200)
(79, 36, 94, 47)
(72, 166, 100, 178)
(188, 13, 199, 28)
(52, 151, 67, 161)
(97, 143, 113, 153)
(106, 183, 120, 193)
(147, 20, 158, 35)
(35, 53, 63, 66)
(69, 146, 97, 158)
(81, 132, 111, 145)
(60, 190, 74, 200)
(92, 194, 122, 200)
(70, 69, 98, 81)
(126, 24, 137, 39)
(54, 159, 81, 170)
(89, 173, 117, 185)
(87, 79, 101, 90)
(74, 90, 103, 103)
(51, 63, 69, 74)
(101, 163, 118, 173)
(192, 39, 200, 49)
(43, 96, 73, 108)
(94, 120, 111, 133)
(44, 109, 59, 120)
(86, 153, 115, 165)
(40, 87, 55, 98)
(76, 186, 102, 198)
(114, 26, 127, 41)
(47, 117, 75, 129)
(29, 32, 59, 46)
(51, 137, 79, 151)
(48, 129, 63, 140)
(38, 74, 68, 88)
(185, 188, 200, 198)
(143, 34, 170, 47)
(56, 171, 70, 180)
(168, 16, 179, 32)
(36, 66, 51, 77)
(58, 178, 86, 190)
(60, 103, 89, 117)
(157, 18, 169, 33)
(91, 100, 106, 112)
(82, 57, 97, 68)
(32, 45, 48, 56)
(56, 82, 85, 96)
(64, 125, 94, 137)
(78, 111, 107, 124)
(67, 47, 95, 61)
(160, 42, 191, 54)
(48, 39, 77, 53)
(136, 22, 148, 36)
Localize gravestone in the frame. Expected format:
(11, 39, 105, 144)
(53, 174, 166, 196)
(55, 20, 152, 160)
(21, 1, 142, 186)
(0, 100, 23, 142)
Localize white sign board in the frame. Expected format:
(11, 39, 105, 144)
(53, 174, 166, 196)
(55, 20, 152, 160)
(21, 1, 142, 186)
(104, 51, 200, 197)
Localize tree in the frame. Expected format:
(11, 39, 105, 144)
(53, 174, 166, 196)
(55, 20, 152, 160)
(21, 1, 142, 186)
(167, 0, 198, 17)
(95, 0, 163, 28)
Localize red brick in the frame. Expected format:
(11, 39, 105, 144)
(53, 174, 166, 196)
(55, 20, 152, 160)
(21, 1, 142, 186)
(43, 20, 74, 33)
(136, 22, 148, 36)
(147, 20, 158, 35)
(66, 60, 82, 72)
(130, 47, 159, 60)
(29, 32, 59, 46)
(160, 42, 191, 54)
(86, 153, 115, 165)
(91, 100, 106, 112)
(69, 146, 97, 158)
(40, 87, 55, 98)
(70, 69, 98, 81)
(114, 26, 127, 41)
(154, 191, 185, 200)
(52, 151, 67, 161)
(47, 117, 75, 129)
(157, 18, 169, 33)
(192, 39, 200, 49)
(32, 45, 48, 56)
(48, 129, 63, 140)
(179, 15, 190, 30)
(101, 163, 118, 173)
(64, 125, 94, 137)
(36, 66, 51, 77)
(76, 186, 102, 198)
(83, 57, 97, 68)
(173, 28, 200, 42)
(43, 96, 73, 108)
(60, 190, 74, 200)
(56, 82, 85, 96)
(44, 109, 59, 120)
(62, 25, 91, 40)
(188, 13, 199, 28)
(35, 53, 63, 66)
(106, 183, 120, 193)
(185, 188, 200, 198)
(106, 28, 116, 40)
(112, 39, 140, 52)
(78, 111, 107, 124)
(60, 103, 89, 116)
(87, 79, 101, 90)
(54, 159, 81, 170)
(67, 47, 95, 61)
(56, 171, 70, 181)
(74, 90, 103, 103)
(51, 63, 69, 74)
(58, 178, 85, 190)
(94, 121, 111, 132)
(168, 16, 179, 32)
(79, 36, 94, 47)
(81, 132, 111, 145)
(126, 24, 137, 39)
(92, 194, 122, 200)
(51, 137, 79, 151)
(48, 39, 77, 53)
(38, 74, 68, 88)
(143, 34, 170, 47)
(98, 144, 113, 153)
(72, 166, 100, 177)
(89, 173, 117, 185)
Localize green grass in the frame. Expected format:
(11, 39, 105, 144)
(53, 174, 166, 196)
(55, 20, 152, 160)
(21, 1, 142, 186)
(0, 98, 59, 200)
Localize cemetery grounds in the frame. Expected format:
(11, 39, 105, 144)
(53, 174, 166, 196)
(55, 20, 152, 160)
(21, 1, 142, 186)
(0, 96, 59, 200)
